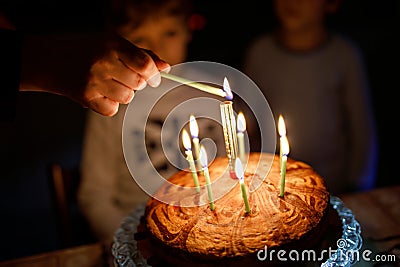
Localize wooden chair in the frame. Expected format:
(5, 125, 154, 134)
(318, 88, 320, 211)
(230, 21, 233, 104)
(48, 163, 97, 248)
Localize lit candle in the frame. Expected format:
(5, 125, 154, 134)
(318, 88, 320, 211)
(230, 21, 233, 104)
(200, 146, 215, 211)
(189, 115, 202, 173)
(278, 114, 287, 168)
(220, 78, 238, 178)
(182, 129, 200, 193)
(237, 112, 246, 163)
(235, 158, 251, 213)
(279, 135, 290, 197)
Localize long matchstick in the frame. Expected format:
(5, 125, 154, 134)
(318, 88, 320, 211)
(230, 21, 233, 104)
(160, 72, 228, 99)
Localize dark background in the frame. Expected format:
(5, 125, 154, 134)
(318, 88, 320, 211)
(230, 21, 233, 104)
(0, 0, 398, 261)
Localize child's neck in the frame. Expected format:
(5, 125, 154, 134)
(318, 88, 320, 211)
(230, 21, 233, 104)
(276, 25, 328, 52)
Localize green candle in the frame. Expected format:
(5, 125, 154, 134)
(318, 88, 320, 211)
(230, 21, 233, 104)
(235, 158, 251, 213)
(200, 146, 215, 211)
(182, 129, 200, 193)
(187, 152, 200, 193)
(279, 136, 290, 197)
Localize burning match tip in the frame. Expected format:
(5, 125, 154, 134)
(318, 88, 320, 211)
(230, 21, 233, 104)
(225, 92, 233, 100)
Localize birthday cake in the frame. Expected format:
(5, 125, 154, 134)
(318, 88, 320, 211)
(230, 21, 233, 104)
(143, 152, 340, 266)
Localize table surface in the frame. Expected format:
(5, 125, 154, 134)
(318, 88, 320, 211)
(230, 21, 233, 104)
(0, 185, 399, 267)
(0, 242, 112, 267)
(339, 185, 400, 267)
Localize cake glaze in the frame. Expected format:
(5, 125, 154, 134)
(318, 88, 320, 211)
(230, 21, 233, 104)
(144, 152, 331, 266)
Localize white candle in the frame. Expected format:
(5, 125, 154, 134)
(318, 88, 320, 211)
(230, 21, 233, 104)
(182, 129, 200, 193)
(189, 115, 202, 173)
(237, 112, 246, 163)
(220, 99, 238, 179)
(235, 158, 251, 213)
(200, 146, 215, 211)
(279, 136, 290, 197)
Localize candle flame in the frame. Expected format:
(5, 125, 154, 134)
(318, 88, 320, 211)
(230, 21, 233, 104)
(281, 135, 290, 155)
(182, 129, 191, 150)
(189, 115, 199, 138)
(235, 158, 244, 182)
(223, 77, 233, 100)
(237, 112, 246, 132)
(199, 145, 208, 168)
(278, 114, 286, 137)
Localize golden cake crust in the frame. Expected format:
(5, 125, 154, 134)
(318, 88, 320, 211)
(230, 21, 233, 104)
(145, 152, 329, 261)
